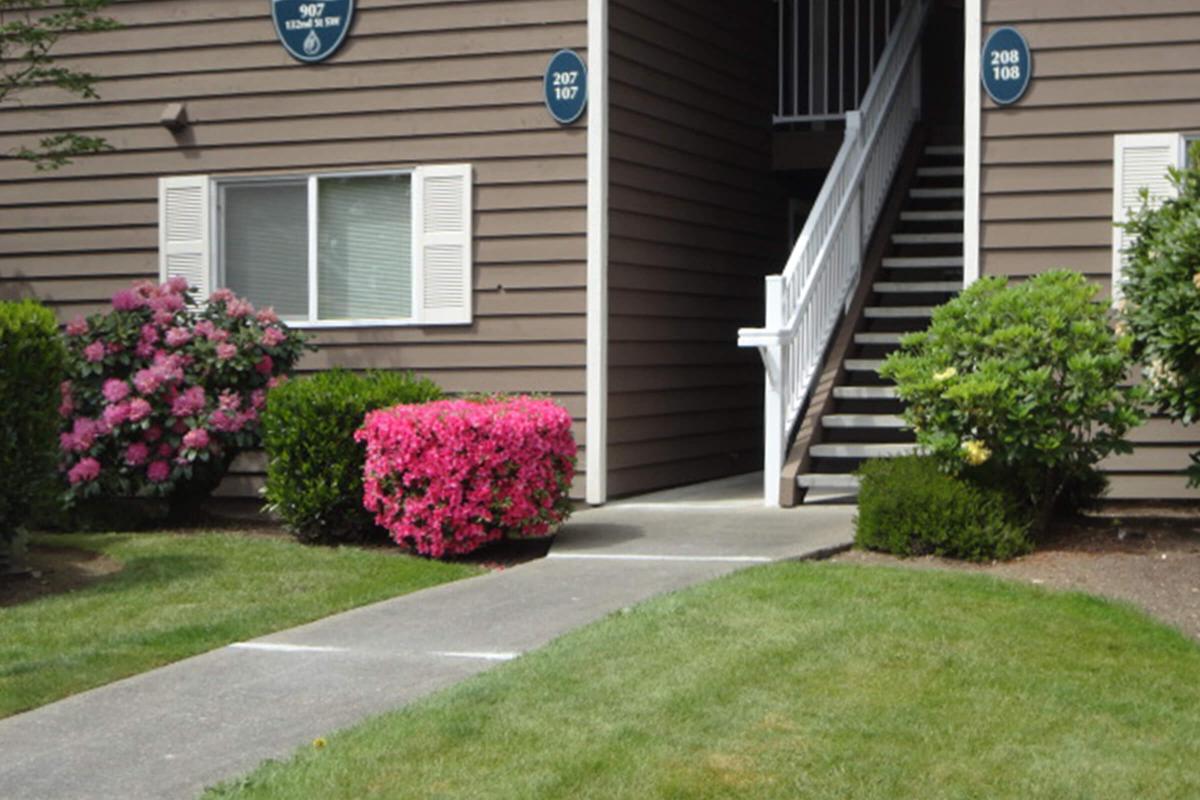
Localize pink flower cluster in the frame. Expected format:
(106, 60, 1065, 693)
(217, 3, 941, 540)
(58, 278, 304, 503)
(356, 397, 577, 558)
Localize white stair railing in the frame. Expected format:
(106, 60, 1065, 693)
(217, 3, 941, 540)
(739, 0, 930, 506)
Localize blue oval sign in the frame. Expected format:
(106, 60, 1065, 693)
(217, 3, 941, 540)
(272, 0, 355, 64)
(544, 50, 588, 125)
(981, 27, 1032, 106)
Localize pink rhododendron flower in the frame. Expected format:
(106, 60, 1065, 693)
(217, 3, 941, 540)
(149, 293, 185, 314)
(59, 381, 75, 418)
(256, 307, 279, 324)
(182, 428, 210, 450)
(216, 342, 237, 361)
(260, 327, 286, 347)
(133, 368, 162, 396)
(65, 317, 89, 337)
(102, 402, 132, 428)
(134, 341, 156, 359)
(69, 418, 100, 452)
(127, 398, 152, 423)
(125, 442, 150, 466)
(165, 327, 193, 347)
(106, 341, 124, 356)
(250, 390, 267, 411)
(218, 391, 241, 413)
(255, 355, 274, 376)
(102, 379, 131, 404)
(68, 458, 102, 485)
(209, 410, 243, 433)
(140, 324, 160, 344)
(171, 386, 206, 417)
(111, 289, 145, 311)
(208, 328, 230, 344)
(165, 276, 190, 294)
(226, 298, 254, 319)
(144, 425, 163, 443)
(83, 341, 105, 362)
(147, 461, 171, 482)
(267, 375, 287, 390)
(153, 309, 175, 327)
(157, 443, 174, 458)
(195, 320, 216, 338)
(209, 288, 235, 304)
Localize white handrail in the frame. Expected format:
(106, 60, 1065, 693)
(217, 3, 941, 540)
(740, 0, 931, 506)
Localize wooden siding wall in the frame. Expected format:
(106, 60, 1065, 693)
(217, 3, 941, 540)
(607, 0, 784, 497)
(980, 0, 1200, 499)
(0, 0, 590, 497)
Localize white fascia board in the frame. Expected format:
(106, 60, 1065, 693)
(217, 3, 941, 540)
(586, 0, 609, 505)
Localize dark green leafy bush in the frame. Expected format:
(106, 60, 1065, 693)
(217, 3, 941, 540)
(1, 300, 65, 560)
(262, 370, 442, 545)
(855, 457, 1032, 562)
(1117, 142, 1200, 483)
(880, 271, 1145, 532)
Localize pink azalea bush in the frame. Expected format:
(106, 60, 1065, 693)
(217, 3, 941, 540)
(59, 279, 308, 513)
(356, 397, 577, 558)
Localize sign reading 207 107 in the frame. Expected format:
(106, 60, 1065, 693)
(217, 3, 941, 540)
(272, 0, 356, 64)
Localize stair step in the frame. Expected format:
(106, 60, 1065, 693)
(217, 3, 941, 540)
(892, 233, 964, 245)
(810, 442, 921, 458)
(925, 145, 964, 156)
(844, 358, 885, 372)
(900, 210, 964, 222)
(833, 386, 899, 400)
(823, 414, 907, 429)
(797, 473, 861, 491)
(863, 306, 934, 319)
(882, 256, 963, 268)
(854, 332, 905, 346)
(910, 187, 964, 199)
(917, 166, 965, 177)
(874, 281, 961, 294)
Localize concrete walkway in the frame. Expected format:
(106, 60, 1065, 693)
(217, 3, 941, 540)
(0, 474, 854, 800)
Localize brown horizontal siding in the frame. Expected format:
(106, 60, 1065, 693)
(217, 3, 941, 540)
(606, 0, 783, 497)
(0, 0, 590, 497)
(980, 1, 1200, 499)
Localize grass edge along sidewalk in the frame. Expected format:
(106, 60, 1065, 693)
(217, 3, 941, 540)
(207, 562, 1200, 800)
(1, 531, 481, 719)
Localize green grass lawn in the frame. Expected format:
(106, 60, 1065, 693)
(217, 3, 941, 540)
(205, 563, 1200, 800)
(1, 532, 480, 719)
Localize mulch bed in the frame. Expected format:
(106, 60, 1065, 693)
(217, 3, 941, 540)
(832, 507, 1200, 641)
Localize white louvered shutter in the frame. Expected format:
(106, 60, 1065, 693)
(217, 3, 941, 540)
(413, 164, 473, 325)
(1113, 133, 1185, 301)
(158, 175, 212, 299)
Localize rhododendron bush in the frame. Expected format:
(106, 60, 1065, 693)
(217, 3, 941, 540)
(59, 278, 308, 513)
(356, 397, 577, 557)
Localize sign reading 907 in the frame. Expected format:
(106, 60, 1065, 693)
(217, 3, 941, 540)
(981, 27, 1032, 106)
(544, 50, 589, 125)
(272, 0, 356, 64)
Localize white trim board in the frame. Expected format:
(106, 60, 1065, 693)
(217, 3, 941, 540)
(963, 0, 982, 287)
(586, 0, 609, 506)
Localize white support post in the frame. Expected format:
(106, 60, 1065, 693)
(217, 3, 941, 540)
(762, 276, 785, 507)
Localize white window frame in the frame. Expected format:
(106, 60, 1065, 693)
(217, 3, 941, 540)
(215, 168, 418, 329)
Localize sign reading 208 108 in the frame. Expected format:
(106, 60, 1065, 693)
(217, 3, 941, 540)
(272, 0, 355, 64)
(544, 50, 588, 125)
(981, 27, 1031, 106)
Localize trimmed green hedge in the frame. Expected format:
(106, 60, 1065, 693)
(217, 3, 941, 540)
(262, 370, 442, 545)
(0, 300, 65, 559)
(855, 456, 1032, 562)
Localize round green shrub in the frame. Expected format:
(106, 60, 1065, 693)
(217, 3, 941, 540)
(880, 270, 1145, 532)
(0, 300, 66, 561)
(1117, 142, 1200, 484)
(262, 370, 442, 545)
(855, 457, 1032, 562)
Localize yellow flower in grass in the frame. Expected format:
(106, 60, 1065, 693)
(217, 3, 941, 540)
(933, 367, 958, 383)
(962, 440, 992, 467)
(313, 738, 327, 750)
(1193, 272, 1200, 291)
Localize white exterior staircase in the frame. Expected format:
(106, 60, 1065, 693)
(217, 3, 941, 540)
(795, 142, 963, 497)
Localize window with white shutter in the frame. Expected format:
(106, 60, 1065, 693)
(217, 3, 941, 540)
(158, 176, 212, 299)
(414, 164, 473, 325)
(1113, 133, 1186, 301)
(158, 165, 473, 327)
